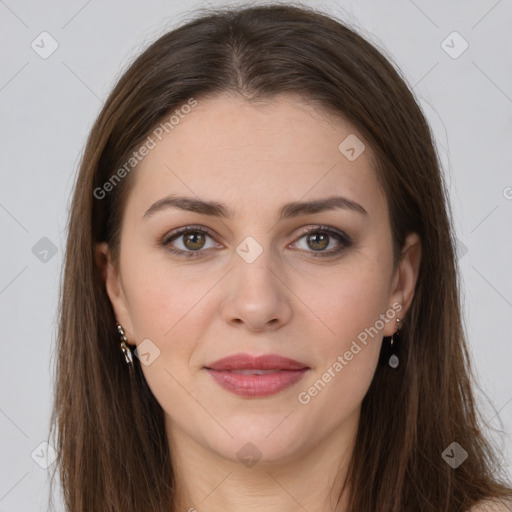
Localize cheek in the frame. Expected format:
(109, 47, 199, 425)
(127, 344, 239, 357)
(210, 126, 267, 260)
(294, 257, 392, 345)
(120, 238, 208, 334)
(119, 249, 225, 393)
(292, 260, 392, 404)
(120, 260, 214, 422)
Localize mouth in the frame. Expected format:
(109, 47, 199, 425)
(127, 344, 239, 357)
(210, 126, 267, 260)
(204, 353, 310, 398)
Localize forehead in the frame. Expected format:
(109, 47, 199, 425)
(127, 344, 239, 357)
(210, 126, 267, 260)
(125, 93, 385, 220)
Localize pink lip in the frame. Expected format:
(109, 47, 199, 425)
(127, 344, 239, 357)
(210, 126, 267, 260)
(204, 353, 309, 398)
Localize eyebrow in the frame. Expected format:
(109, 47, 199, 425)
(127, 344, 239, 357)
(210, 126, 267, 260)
(143, 194, 368, 221)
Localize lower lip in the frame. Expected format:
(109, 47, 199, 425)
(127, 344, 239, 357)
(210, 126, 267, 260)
(205, 368, 309, 397)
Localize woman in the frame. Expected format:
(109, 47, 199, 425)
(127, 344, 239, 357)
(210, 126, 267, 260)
(49, 4, 512, 511)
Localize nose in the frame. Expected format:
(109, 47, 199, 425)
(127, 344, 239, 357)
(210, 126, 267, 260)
(220, 243, 293, 332)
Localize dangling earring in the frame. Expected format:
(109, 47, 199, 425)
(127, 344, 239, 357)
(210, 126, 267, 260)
(388, 318, 401, 369)
(116, 323, 134, 367)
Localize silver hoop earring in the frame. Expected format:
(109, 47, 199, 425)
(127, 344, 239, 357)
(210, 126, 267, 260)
(116, 323, 134, 367)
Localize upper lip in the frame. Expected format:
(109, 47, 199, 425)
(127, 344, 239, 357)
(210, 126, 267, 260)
(205, 353, 309, 371)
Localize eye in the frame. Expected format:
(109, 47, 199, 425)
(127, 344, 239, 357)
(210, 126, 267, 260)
(161, 224, 351, 259)
(291, 226, 351, 257)
(161, 225, 220, 258)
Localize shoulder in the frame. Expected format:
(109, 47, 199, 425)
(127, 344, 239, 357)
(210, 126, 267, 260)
(468, 498, 512, 512)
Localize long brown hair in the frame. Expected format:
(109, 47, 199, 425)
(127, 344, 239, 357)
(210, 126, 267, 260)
(48, 3, 512, 511)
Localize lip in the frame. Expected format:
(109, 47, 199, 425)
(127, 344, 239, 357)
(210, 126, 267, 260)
(206, 353, 308, 371)
(204, 353, 310, 398)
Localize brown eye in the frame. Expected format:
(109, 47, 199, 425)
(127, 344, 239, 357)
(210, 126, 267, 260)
(292, 226, 352, 257)
(306, 232, 329, 251)
(162, 226, 219, 258)
(182, 231, 206, 250)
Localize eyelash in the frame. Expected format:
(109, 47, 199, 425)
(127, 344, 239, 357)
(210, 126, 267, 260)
(160, 224, 352, 259)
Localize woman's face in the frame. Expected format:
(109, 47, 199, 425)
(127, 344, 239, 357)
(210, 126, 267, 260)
(97, 93, 420, 465)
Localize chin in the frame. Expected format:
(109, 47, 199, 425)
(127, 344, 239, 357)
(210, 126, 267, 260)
(201, 416, 313, 466)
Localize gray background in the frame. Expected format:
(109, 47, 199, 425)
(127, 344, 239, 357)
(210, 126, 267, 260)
(1, 0, 511, 510)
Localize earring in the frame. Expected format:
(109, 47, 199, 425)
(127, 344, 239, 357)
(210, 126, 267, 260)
(116, 323, 134, 367)
(388, 318, 401, 369)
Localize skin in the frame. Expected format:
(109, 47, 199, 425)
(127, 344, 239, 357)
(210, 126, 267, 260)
(96, 93, 422, 512)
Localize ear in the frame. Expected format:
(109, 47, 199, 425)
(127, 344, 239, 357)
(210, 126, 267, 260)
(95, 242, 134, 339)
(384, 232, 422, 336)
